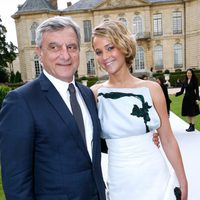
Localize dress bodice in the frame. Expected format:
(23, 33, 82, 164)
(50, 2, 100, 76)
(97, 87, 160, 139)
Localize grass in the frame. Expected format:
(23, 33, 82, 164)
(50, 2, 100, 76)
(170, 94, 200, 131)
(0, 94, 199, 199)
(0, 169, 5, 200)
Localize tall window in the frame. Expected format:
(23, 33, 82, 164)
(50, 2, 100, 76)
(154, 45, 163, 69)
(153, 14, 162, 36)
(133, 16, 142, 35)
(86, 51, 95, 75)
(118, 17, 127, 26)
(34, 55, 42, 77)
(173, 11, 182, 34)
(30, 22, 38, 45)
(174, 43, 183, 68)
(83, 20, 92, 42)
(135, 46, 145, 71)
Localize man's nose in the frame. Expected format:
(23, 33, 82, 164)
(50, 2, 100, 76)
(59, 45, 71, 58)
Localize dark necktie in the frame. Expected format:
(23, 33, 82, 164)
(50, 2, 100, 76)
(68, 83, 86, 144)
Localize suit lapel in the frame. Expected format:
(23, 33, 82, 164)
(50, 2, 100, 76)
(38, 74, 91, 162)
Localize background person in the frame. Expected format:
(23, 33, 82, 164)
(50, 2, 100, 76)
(0, 16, 106, 200)
(175, 68, 200, 132)
(91, 20, 188, 200)
(156, 76, 172, 116)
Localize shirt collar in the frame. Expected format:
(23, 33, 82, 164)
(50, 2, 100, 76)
(43, 69, 76, 92)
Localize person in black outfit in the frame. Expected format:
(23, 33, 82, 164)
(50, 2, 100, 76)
(175, 69, 200, 132)
(156, 76, 172, 116)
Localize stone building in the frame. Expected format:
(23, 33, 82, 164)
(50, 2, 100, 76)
(12, 0, 200, 81)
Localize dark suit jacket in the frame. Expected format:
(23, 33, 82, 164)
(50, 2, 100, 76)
(160, 84, 171, 115)
(0, 73, 106, 200)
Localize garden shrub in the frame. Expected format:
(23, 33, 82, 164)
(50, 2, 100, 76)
(0, 85, 11, 108)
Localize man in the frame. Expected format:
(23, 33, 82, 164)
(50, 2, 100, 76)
(0, 16, 105, 200)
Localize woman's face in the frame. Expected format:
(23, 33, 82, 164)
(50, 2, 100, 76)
(92, 36, 127, 75)
(186, 70, 192, 79)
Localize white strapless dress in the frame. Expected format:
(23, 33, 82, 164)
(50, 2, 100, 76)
(97, 87, 179, 200)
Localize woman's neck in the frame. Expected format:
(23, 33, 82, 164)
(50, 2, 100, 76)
(107, 72, 136, 88)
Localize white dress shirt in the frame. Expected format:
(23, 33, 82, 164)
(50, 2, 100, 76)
(43, 70, 93, 160)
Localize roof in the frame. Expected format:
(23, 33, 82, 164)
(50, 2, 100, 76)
(63, 0, 103, 12)
(14, 0, 180, 15)
(63, 0, 180, 12)
(15, 0, 57, 14)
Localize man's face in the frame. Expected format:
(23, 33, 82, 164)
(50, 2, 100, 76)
(36, 27, 80, 83)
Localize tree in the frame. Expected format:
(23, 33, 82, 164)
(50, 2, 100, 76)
(0, 66, 9, 82)
(0, 17, 17, 81)
(15, 71, 22, 83)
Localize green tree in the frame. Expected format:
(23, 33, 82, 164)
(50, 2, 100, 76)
(0, 66, 9, 83)
(9, 71, 15, 83)
(14, 71, 22, 83)
(0, 17, 17, 81)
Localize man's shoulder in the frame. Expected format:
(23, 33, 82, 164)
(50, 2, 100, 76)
(11, 76, 43, 99)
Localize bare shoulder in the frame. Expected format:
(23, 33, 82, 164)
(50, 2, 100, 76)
(90, 82, 104, 98)
(136, 79, 160, 90)
(90, 82, 104, 93)
(146, 80, 161, 92)
(138, 79, 162, 97)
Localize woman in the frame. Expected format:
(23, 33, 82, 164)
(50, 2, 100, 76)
(156, 76, 172, 116)
(175, 69, 199, 132)
(91, 20, 188, 200)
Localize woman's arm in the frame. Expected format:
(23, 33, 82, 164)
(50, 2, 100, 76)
(90, 83, 108, 153)
(149, 82, 188, 200)
(175, 83, 185, 96)
(194, 81, 200, 100)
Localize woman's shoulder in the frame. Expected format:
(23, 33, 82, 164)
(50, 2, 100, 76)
(90, 81, 106, 98)
(90, 82, 104, 92)
(135, 78, 161, 91)
(135, 79, 163, 102)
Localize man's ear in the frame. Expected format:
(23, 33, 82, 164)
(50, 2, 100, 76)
(35, 47, 41, 57)
(35, 47, 42, 61)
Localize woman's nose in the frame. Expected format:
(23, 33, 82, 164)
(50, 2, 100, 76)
(102, 50, 111, 60)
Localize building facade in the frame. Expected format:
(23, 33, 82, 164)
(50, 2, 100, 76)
(12, 0, 200, 81)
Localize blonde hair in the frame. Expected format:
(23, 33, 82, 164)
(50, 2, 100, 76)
(92, 20, 136, 68)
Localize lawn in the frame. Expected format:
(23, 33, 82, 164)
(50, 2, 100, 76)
(0, 94, 199, 199)
(0, 169, 5, 200)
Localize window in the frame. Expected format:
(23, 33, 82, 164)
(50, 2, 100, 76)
(154, 45, 163, 69)
(83, 20, 92, 42)
(173, 11, 182, 34)
(133, 16, 142, 35)
(174, 43, 183, 68)
(86, 51, 95, 75)
(30, 22, 38, 45)
(135, 46, 145, 71)
(34, 55, 42, 77)
(153, 14, 162, 36)
(118, 17, 127, 26)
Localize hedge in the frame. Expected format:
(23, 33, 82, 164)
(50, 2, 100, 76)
(153, 70, 200, 87)
(0, 85, 11, 108)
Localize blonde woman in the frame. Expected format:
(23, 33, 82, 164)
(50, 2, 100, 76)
(91, 20, 188, 200)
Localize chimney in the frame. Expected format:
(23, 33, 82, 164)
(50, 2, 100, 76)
(48, 0, 58, 9)
(67, 2, 72, 7)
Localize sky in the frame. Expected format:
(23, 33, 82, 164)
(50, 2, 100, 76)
(0, 0, 79, 46)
